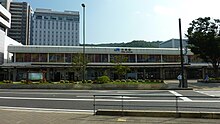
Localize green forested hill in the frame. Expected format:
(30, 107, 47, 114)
(82, 40, 162, 48)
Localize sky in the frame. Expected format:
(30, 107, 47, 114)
(15, 0, 220, 44)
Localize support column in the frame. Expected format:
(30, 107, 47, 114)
(160, 68, 165, 79)
(202, 67, 206, 79)
(47, 68, 50, 81)
(12, 68, 17, 81)
(108, 54, 110, 63)
(135, 54, 137, 63)
(14, 53, 16, 62)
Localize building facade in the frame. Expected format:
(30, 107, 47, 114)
(31, 8, 80, 46)
(0, 3, 11, 64)
(0, 0, 12, 11)
(0, 4, 22, 80)
(2, 45, 209, 82)
(159, 38, 188, 48)
(8, 2, 32, 45)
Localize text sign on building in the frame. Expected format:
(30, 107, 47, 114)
(114, 48, 133, 53)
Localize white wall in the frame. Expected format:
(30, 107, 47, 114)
(4, 36, 22, 63)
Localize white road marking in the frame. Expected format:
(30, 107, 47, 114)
(0, 106, 93, 114)
(195, 91, 214, 97)
(169, 91, 192, 101)
(195, 91, 220, 97)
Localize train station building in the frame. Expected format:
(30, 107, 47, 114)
(0, 45, 209, 81)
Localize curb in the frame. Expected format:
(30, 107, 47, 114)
(96, 110, 220, 119)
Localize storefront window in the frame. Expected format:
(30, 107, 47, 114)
(49, 53, 57, 62)
(137, 54, 161, 63)
(39, 54, 47, 62)
(110, 54, 131, 63)
(65, 53, 72, 62)
(87, 54, 108, 63)
(125, 54, 135, 62)
(24, 54, 31, 62)
(162, 55, 180, 62)
(31, 54, 39, 62)
(188, 55, 203, 63)
(16, 53, 24, 62)
(57, 53, 64, 62)
(101, 54, 108, 62)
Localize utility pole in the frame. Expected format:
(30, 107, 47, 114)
(179, 18, 187, 88)
(81, 3, 86, 83)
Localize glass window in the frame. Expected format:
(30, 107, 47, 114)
(36, 15, 42, 19)
(57, 54, 64, 62)
(58, 17, 62, 20)
(49, 53, 64, 62)
(39, 54, 47, 62)
(188, 55, 203, 63)
(65, 53, 72, 62)
(49, 53, 56, 62)
(137, 54, 161, 63)
(31, 54, 39, 62)
(16, 53, 24, 62)
(24, 53, 31, 62)
(125, 54, 135, 62)
(162, 55, 180, 62)
(101, 54, 108, 62)
(110, 54, 130, 63)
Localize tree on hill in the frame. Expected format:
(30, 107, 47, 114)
(83, 40, 161, 48)
(186, 17, 220, 77)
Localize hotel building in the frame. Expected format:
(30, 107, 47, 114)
(31, 8, 80, 46)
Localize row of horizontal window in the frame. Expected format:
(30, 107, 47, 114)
(14, 53, 203, 63)
(35, 15, 79, 22)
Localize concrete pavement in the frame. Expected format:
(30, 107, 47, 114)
(165, 80, 220, 90)
(0, 109, 220, 124)
(1, 81, 220, 123)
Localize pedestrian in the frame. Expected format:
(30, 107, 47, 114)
(204, 74, 209, 82)
(177, 74, 182, 88)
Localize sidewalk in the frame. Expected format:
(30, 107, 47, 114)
(0, 109, 219, 124)
(165, 80, 220, 90)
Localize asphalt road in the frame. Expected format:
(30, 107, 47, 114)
(0, 89, 219, 113)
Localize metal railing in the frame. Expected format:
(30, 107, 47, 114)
(93, 94, 220, 116)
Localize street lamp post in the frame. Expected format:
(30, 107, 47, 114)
(81, 3, 86, 83)
(179, 18, 187, 88)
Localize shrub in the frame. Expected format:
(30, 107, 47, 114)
(65, 80, 69, 83)
(87, 80, 93, 83)
(23, 80, 32, 84)
(69, 81, 74, 83)
(115, 79, 121, 82)
(145, 79, 150, 83)
(132, 79, 136, 82)
(3, 80, 13, 83)
(97, 76, 110, 84)
(21, 80, 26, 83)
(40, 79, 47, 83)
(126, 79, 132, 82)
(60, 80, 65, 83)
(121, 79, 126, 82)
(138, 79, 145, 82)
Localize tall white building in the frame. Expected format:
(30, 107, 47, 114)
(0, 4, 21, 65)
(0, 0, 12, 11)
(31, 8, 80, 46)
(0, 3, 11, 64)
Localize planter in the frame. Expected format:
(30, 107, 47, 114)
(0, 83, 168, 90)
